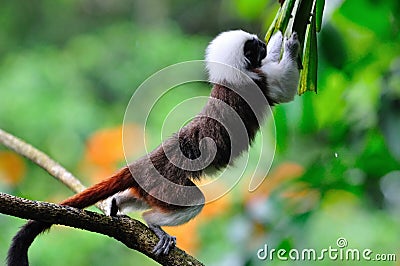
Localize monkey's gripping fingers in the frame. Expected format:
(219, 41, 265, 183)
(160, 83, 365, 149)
(149, 224, 176, 256)
(103, 197, 131, 219)
(110, 198, 119, 216)
(266, 31, 283, 62)
(283, 32, 300, 60)
(103, 196, 120, 216)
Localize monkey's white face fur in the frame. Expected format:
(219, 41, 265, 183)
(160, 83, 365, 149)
(205, 30, 260, 85)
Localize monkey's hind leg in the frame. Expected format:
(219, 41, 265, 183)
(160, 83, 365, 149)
(143, 202, 204, 255)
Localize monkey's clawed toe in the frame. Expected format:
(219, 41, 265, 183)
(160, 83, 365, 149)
(153, 234, 176, 256)
(148, 224, 176, 256)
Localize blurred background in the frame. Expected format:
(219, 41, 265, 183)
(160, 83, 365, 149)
(0, 0, 399, 265)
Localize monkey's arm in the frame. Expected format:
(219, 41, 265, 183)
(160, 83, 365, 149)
(262, 32, 300, 103)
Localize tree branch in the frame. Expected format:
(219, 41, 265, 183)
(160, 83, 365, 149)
(0, 128, 86, 192)
(0, 192, 204, 266)
(0, 128, 107, 213)
(0, 129, 204, 264)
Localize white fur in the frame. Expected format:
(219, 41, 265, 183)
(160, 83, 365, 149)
(143, 204, 204, 226)
(205, 29, 300, 103)
(105, 189, 149, 216)
(205, 30, 260, 85)
(261, 32, 300, 103)
(106, 189, 204, 226)
(265, 31, 283, 62)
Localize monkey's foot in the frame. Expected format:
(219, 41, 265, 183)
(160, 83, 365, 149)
(149, 224, 176, 256)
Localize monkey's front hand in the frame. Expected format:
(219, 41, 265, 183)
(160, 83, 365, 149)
(261, 31, 300, 104)
(284, 32, 300, 60)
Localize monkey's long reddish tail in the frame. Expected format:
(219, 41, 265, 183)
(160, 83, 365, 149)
(7, 167, 134, 266)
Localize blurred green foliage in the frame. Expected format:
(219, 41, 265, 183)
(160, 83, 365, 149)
(1, 0, 400, 265)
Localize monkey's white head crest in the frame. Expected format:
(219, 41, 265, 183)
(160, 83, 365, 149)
(205, 30, 260, 85)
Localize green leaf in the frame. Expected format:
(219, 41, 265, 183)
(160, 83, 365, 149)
(264, 7, 280, 43)
(293, 0, 314, 50)
(265, 0, 296, 43)
(299, 12, 318, 95)
(276, 0, 297, 33)
(315, 0, 325, 32)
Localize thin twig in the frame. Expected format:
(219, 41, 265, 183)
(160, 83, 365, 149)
(0, 128, 107, 213)
(0, 192, 204, 266)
